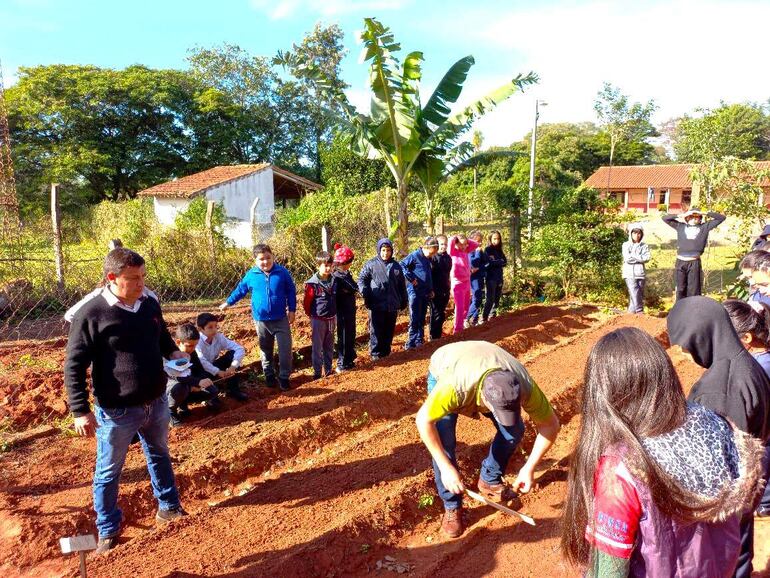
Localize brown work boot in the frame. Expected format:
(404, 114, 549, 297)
(477, 478, 519, 504)
(441, 507, 464, 538)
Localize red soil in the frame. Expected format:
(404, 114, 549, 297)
(1, 305, 768, 578)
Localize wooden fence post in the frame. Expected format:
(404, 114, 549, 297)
(50, 183, 64, 292)
(321, 225, 329, 252)
(205, 200, 215, 257)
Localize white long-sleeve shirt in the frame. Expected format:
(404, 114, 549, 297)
(195, 332, 245, 376)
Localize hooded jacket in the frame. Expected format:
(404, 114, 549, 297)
(358, 239, 408, 312)
(621, 224, 651, 279)
(595, 404, 765, 578)
(667, 296, 770, 442)
(303, 272, 336, 319)
(226, 264, 297, 321)
(448, 236, 479, 287)
(400, 248, 434, 297)
(751, 223, 770, 251)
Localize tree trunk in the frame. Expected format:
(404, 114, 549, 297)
(396, 179, 409, 258)
(425, 190, 435, 235)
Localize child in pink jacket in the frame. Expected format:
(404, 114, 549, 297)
(448, 233, 479, 334)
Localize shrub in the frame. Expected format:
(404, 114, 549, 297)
(89, 198, 156, 248)
(271, 186, 389, 280)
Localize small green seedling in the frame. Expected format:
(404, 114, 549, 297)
(350, 412, 370, 428)
(417, 494, 434, 509)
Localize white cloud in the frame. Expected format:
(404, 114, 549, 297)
(446, 0, 770, 147)
(249, 0, 408, 20)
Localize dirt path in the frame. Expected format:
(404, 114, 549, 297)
(3, 304, 768, 577)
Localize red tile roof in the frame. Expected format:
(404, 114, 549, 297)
(136, 164, 321, 199)
(585, 161, 770, 189)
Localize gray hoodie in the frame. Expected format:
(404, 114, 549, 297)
(621, 223, 651, 279)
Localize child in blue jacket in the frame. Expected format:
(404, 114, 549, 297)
(400, 237, 438, 349)
(219, 244, 296, 392)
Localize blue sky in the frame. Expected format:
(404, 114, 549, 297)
(2, 0, 770, 148)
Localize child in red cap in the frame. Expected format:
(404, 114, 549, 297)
(333, 244, 359, 372)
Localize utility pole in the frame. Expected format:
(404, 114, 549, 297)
(527, 100, 546, 239)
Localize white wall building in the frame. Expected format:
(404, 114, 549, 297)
(137, 164, 321, 248)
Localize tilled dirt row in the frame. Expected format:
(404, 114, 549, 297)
(1, 304, 600, 577)
(79, 308, 661, 578)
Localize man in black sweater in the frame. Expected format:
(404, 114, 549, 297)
(663, 207, 725, 300)
(64, 248, 188, 554)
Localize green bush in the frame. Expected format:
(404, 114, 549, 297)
(529, 210, 626, 300)
(271, 186, 389, 280)
(89, 198, 156, 248)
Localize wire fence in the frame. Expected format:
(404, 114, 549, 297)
(0, 233, 254, 343)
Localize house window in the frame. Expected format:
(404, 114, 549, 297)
(682, 190, 691, 207)
(659, 190, 667, 205)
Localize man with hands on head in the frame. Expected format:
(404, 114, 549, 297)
(64, 248, 187, 555)
(416, 340, 560, 538)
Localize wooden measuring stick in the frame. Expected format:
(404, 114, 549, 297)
(465, 489, 536, 526)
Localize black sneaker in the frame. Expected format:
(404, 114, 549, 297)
(279, 378, 291, 392)
(156, 506, 188, 524)
(94, 534, 120, 555)
(313, 373, 322, 380)
(204, 398, 221, 412)
(264, 375, 278, 389)
(177, 405, 191, 419)
(169, 408, 184, 427)
(227, 388, 248, 402)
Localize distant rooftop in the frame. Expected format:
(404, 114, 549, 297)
(585, 161, 770, 189)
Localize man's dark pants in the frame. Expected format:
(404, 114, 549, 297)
(674, 258, 702, 301)
(369, 309, 397, 359)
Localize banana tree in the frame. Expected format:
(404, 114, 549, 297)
(277, 18, 536, 255)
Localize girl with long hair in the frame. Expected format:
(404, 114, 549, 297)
(483, 230, 507, 322)
(561, 327, 764, 578)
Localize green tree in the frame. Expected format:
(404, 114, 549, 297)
(277, 24, 348, 182)
(594, 83, 657, 191)
(278, 18, 536, 255)
(7, 64, 196, 209)
(673, 102, 770, 163)
(319, 132, 393, 195)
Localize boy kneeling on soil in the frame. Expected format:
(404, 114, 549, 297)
(416, 341, 561, 538)
(195, 312, 247, 401)
(167, 323, 222, 426)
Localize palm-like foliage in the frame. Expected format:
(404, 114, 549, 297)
(277, 18, 536, 254)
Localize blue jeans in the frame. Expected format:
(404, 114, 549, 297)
(466, 277, 485, 323)
(427, 372, 525, 510)
(406, 292, 429, 349)
(93, 395, 180, 538)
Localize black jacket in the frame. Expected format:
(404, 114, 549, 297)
(668, 296, 770, 442)
(431, 252, 452, 298)
(484, 245, 508, 284)
(333, 269, 358, 310)
(358, 256, 408, 312)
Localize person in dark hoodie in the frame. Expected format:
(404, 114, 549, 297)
(332, 244, 358, 373)
(663, 207, 725, 300)
(429, 234, 452, 340)
(667, 296, 770, 578)
(483, 230, 507, 322)
(358, 238, 408, 360)
(401, 237, 438, 349)
(562, 327, 765, 578)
